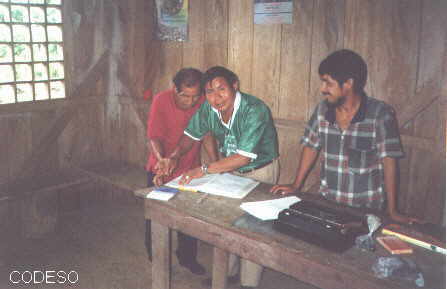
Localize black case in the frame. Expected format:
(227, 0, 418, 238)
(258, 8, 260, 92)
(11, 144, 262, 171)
(274, 200, 368, 252)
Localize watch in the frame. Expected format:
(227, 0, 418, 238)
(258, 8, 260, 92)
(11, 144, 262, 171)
(201, 164, 209, 175)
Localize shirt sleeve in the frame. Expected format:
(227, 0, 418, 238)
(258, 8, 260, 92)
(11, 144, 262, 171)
(376, 105, 404, 159)
(184, 102, 211, 141)
(236, 104, 270, 159)
(147, 93, 166, 140)
(300, 105, 322, 150)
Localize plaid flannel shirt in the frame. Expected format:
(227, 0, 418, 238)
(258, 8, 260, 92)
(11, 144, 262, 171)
(301, 94, 404, 209)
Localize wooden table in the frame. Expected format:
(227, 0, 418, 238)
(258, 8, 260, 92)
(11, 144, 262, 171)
(144, 183, 445, 289)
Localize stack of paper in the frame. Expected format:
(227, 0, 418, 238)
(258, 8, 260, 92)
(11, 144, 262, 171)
(165, 173, 259, 199)
(240, 196, 301, 221)
(146, 186, 178, 201)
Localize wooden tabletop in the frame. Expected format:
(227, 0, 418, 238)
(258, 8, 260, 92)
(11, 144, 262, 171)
(145, 183, 446, 289)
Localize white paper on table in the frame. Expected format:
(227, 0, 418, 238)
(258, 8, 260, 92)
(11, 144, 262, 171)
(146, 190, 177, 201)
(165, 173, 259, 199)
(240, 196, 301, 221)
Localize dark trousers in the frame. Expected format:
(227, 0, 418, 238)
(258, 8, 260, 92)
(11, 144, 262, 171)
(145, 172, 198, 263)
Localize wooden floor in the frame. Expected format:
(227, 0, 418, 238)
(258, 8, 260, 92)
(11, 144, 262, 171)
(0, 198, 318, 289)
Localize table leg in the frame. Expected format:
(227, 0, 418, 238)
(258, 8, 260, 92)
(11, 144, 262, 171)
(212, 247, 229, 289)
(152, 221, 171, 289)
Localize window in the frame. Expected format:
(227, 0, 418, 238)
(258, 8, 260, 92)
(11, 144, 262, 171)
(0, 0, 65, 104)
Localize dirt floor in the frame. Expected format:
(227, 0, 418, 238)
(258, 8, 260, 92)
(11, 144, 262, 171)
(0, 199, 318, 289)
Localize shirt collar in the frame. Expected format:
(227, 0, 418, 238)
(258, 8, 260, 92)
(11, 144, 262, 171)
(212, 91, 241, 129)
(324, 92, 368, 124)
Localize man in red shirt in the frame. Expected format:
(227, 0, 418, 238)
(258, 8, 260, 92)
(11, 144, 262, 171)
(145, 68, 217, 275)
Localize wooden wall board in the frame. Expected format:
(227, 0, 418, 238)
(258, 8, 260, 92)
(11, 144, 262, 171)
(308, 0, 345, 118)
(57, 102, 105, 169)
(126, 0, 147, 98)
(278, 0, 314, 121)
(204, 0, 229, 69)
(0, 118, 9, 185)
(275, 119, 305, 184)
(142, 0, 161, 96)
(62, 0, 74, 97)
(344, 0, 420, 110)
(58, 110, 79, 168)
(405, 0, 447, 223)
(251, 24, 282, 114)
(183, 0, 206, 70)
(228, 0, 254, 92)
(8, 116, 32, 180)
(72, 0, 97, 77)
(153, 42, 183, 95)
(31, 110, 59, 175)
(121, 103, 147, 167)
(75, 105, 105, 165)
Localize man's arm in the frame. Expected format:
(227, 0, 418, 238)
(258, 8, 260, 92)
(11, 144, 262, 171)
(148, 138, 165, 186)
(155, 134, 196, 175)
(270, 146, 319, 195)
(179, 153, 251, 184)
(202, 133, 219, 163)
(149, 139, 164, 163)
(383, 157, 421, 224)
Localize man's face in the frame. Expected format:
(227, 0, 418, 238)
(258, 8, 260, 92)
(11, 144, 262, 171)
(174, 84, 201, 110)
(204, 77, 237, 115)
(319, 74, 347, 108)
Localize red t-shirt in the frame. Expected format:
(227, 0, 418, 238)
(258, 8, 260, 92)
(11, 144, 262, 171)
(146, 88, 205, 182)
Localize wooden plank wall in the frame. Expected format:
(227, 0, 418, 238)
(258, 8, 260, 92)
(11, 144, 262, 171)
(0, 0, 445, 224)
(0, 0, 109, 187)
(132, 0, 445, 223)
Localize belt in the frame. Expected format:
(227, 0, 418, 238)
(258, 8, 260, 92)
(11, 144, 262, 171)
(239, 160, 273, 174)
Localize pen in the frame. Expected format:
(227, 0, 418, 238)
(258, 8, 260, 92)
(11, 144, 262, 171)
(177, 186, 199, 193)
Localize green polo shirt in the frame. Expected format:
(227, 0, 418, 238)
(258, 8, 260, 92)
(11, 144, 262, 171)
(184, 91, 279, 173)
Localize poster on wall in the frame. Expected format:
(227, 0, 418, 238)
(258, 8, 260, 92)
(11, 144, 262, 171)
(155, 0, 189, 41)
(254, 0, 293, 25)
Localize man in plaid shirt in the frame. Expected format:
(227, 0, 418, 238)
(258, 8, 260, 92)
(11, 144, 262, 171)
(271, 49, 419, 224)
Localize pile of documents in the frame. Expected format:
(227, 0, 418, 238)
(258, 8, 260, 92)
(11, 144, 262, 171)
(165, 173, 260, 199)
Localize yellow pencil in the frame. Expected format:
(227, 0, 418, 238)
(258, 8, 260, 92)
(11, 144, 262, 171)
(177, 186, 199, 193)
(382, 228, 446, 255)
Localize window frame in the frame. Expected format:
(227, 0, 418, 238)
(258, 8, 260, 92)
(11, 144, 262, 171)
(0, 0, 66, 105)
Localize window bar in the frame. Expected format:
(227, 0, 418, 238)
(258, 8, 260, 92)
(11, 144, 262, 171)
(8, 2, 18, 103)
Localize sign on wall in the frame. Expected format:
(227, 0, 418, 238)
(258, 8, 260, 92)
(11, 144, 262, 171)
(155, 0, 189, 41)
(254, 0, 293, 25)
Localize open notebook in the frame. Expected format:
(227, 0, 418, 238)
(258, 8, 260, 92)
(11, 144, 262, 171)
(165, 173, 259, 199)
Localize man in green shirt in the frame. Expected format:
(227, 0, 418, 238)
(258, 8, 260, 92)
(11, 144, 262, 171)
(157, 66, 279, 289)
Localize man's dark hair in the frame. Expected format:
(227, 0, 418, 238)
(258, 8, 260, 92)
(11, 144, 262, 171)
(318, 49, 367, 94)
(172, 68, 202, 92)
(202, 66, 239, 90)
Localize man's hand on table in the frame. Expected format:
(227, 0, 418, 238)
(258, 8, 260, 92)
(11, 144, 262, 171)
(270, 184, 299, 196)
(155, 157, 178, 176)
(152, 174, 165, 187)
(179, 167, 204, 185)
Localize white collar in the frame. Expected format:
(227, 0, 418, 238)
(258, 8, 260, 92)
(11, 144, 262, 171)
(212, 91, 241, 129)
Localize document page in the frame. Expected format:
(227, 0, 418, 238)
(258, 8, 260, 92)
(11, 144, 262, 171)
(240, 196, 301, 221)
(146, 186, 178, 201)
(165, 173, 260, 199)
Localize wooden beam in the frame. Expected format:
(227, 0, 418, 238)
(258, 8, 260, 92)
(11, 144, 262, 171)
(69, 50, 110, 98)
(398, 83, 441, 128)
(0, 96, 103, 115)
(119, 95, 148, 132)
